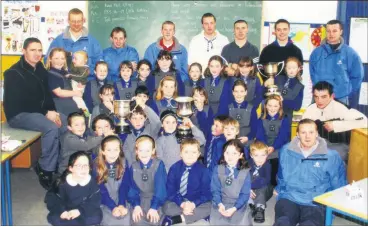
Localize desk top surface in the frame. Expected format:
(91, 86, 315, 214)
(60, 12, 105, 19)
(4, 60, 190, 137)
(314, 178, 368, 220)
(1, 123, 41, 162)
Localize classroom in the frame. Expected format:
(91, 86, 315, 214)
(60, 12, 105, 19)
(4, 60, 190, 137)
(1, 1, 368, 226)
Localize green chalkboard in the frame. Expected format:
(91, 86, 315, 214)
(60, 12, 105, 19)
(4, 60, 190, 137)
(88, 1, 263, 58)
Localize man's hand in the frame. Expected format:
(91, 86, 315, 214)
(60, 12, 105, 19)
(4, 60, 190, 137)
(112, 207, 122, 217)
(218, 203, 226, 216)
(223, 207, 237, 217)
(60, 211, 70, 220)
(147, 208, 160, 223)
(68, 209, 81, 219)
(132, 206, 143, 223)
(46, 111, 62, 127)
(323, 121, 334, 132)
(74, 90, 83, 98)
(267, 147, 275, 155)
(117, 205, 128, 216)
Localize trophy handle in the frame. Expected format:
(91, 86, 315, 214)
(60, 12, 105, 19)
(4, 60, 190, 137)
(256, 64, 267, 78)
(275, 61, 285, 77)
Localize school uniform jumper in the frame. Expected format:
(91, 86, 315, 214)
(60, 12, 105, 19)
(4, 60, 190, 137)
(249, 159, 272, 207)
(128, 158, 167, 226)
(90, 103, 115, 127)
(210, 165, 252, 225)
(204, 76, 232, 117)
(204, 134, 226, 176)
(45, 175, 102, 226)
(94, 158, 131, 225)
(183, 78, 205, 96)
(156, 125, 206, 172)
(233, 76, 264, 108)
(190, 105, 213, 146)
(83, 78, 113, 113)
(164, 160, 212, 224)
(152, 97, 178, 117)
(58, 131, 103, 174)
(114, 78, 138, 100)
(122, 106, 161, 166)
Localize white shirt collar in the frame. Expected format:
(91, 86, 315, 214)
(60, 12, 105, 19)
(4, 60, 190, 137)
(66, 174, 91, 187)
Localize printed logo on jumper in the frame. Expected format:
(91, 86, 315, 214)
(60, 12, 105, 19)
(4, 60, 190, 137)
(173, 55, 178, 60)
(337, 60, 342, 65)
(83, 46, 87, 51)
(313, 162, 320, 168)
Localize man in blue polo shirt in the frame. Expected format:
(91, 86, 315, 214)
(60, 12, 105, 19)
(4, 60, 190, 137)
(45, 8, 103, 77)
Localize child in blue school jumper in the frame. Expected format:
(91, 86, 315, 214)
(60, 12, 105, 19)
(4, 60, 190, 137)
(102, 26, 139, 82)
(203, 55, 232, 117)
(274, 57, 304, 127)
(210, 139, 252, 225)
(218, 79, 258, 145)
(204, 115, 228, 175)
(113, 61, 138, 100)
(127, 135, 167, 226)
(184, 62, 205, 96)
(191, 86, 213, 140)
(152, 50, 185, 95)
(234, 56, 263, 108)
(152, 76, 179, 116)
(93, 135, 131, 225)
(162, 138, 211, 225)
(90, 84, 115, 127)
(83, 61, 113, 113)
(45, 151, 102, 226)
(122, 94, 161, 166)
(136, 59, 155, 96)
(156, 110, 206, 172)
(255, 94, 289, 187)
(248, 140, 272, 224)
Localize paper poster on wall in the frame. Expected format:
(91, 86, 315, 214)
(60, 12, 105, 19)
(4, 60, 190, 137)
(2, 1, 41, 55)
(263, 22, 326, 61)
(359, 82, 368, 106)
(349, 17, 368, 63)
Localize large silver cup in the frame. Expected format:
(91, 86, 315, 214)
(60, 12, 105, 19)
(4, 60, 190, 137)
(256, 61, 284, 96)
(113, 100, 131, 134)
(175, 97, 194, 141)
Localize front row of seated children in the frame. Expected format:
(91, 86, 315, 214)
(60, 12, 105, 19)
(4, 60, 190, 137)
(46, 128, 273, 225)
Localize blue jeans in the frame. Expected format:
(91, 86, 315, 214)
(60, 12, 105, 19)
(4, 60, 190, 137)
(8, 112, 67, 172)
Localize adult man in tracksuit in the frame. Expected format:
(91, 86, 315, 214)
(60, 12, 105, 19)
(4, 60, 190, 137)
(3, 38, 68, 190)
(45, 8, 103, 79)
(274, 119, 346, 226)
(144, 20, 189, 82)
(309, 19, 364, 109)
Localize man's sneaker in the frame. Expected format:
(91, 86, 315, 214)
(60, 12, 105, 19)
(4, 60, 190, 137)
(161, 216, 173, 226)
(253, 207, 265, 223)
(249, 203, 256, 217)
(35, 162, 53, 190)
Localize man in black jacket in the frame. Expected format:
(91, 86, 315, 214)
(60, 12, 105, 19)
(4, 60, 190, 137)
(3, 37, 67, 190)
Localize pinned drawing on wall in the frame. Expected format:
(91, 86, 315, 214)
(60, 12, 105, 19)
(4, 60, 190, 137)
(2, 1, 41, 55)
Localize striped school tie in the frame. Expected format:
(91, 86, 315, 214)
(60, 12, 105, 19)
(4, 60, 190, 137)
(284, 78, 291, 89)
(211, 78, 216, 87)
(253, 166, 261, 177)
(207, 136, 218, 168)
(227, 165, 235, 179)
(179, 167, 191, 196)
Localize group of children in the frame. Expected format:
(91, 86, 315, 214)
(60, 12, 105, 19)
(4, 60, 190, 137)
(44, 46, 306, 225)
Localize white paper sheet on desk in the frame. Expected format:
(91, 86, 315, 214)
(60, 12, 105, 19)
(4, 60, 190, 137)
(1, 140, 22, 151)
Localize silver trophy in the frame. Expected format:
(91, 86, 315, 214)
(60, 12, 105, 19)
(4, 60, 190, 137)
(113, 100, 131, 134)
(257, 61, 284, 96)
(175, 97, 194, 141)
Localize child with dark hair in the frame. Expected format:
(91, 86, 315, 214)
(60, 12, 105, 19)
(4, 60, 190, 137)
(113, 60, 138, 100)
(83, 61, 113, 113)
(90, 114, 115, 159)
(45, 151, 102, 226)
(235, 57, 263, 107)
(152, 50, 184, 95)
(184, 63, 205, 96)
(90, 84, 115, 127)
(210, 139, 252, 225)
(93, 135, 131, 225)
(191, 86, 213, 141)
(137, 59, 155, 95)
(58, 112, 113, 174)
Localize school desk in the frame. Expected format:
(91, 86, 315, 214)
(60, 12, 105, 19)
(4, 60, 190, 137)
(314, 178, 368, 225)
(348, 128, 368, 183)
(1, 123, 41, 226)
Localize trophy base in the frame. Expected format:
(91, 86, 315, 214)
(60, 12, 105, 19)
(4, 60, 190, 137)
(115, 125, 131, 134)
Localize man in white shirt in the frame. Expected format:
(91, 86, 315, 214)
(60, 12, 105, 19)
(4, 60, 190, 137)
(302, 81, 367, 161)
(188, 13, 229, 72)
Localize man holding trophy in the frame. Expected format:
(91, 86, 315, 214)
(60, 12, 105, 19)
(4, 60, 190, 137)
(258, 19, 303, 96)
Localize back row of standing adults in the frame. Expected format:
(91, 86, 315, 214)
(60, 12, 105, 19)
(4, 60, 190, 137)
(45, 8, 364, 109)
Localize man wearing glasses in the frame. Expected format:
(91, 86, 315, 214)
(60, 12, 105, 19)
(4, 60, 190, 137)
(45, 8, 103, 74)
